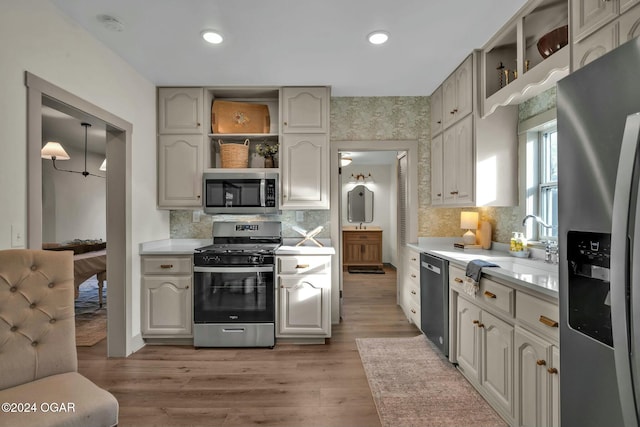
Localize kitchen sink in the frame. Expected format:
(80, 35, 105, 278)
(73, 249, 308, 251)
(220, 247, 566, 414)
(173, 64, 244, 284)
(490, 257, 559, 276)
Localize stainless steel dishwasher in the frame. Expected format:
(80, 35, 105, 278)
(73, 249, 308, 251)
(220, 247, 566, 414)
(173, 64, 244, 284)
(420, 253, 449, 357)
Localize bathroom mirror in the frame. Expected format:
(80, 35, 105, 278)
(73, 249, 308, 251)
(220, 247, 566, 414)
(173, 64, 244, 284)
(348, 185, 374, 222)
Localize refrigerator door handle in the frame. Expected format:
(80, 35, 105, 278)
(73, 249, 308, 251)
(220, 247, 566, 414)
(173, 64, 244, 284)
(611, 112, 640, 427)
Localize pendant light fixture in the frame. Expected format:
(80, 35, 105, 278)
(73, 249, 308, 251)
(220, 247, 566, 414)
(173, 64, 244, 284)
(41, 122, 105, 178)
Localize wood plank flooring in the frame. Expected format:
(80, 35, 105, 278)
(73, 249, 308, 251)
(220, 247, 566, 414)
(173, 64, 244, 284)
(77, 266, 420, 426)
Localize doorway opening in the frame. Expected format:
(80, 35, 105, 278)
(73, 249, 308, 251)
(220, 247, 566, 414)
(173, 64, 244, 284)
(26, 72, 133, 357)
(329, 141, 419, 325)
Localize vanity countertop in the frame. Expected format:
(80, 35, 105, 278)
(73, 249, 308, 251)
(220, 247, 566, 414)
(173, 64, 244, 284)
(342, 226, 382, 231)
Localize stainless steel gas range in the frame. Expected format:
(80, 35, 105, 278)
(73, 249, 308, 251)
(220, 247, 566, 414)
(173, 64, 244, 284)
(193, 221, 281, 348)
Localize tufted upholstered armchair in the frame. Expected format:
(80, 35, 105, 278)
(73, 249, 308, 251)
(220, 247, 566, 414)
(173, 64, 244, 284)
(0, 249, 118, 427)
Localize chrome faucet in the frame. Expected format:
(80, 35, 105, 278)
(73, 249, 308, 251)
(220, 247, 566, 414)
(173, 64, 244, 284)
(522, 214, 553, 229)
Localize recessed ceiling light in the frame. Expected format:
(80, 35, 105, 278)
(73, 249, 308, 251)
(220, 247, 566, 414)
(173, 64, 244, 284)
(201, 30, 224, 44)
(367, 31, 389, 45)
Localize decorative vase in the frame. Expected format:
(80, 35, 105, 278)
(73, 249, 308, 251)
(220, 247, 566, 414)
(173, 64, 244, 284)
(264, 156, 274, 168)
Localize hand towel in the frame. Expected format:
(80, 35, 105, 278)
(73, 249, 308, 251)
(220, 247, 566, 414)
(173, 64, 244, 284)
(462, 259, 499, 297)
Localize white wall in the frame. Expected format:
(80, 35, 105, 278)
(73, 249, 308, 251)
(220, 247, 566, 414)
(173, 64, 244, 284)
(0, 0, 169, 339)
(42, 147, 107, 243)
(341, 163, 398, 265)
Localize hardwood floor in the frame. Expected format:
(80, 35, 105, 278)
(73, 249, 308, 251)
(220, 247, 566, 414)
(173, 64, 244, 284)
(77, 265, 420, 427)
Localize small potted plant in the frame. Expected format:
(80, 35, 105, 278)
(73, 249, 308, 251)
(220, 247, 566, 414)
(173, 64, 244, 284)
(255, 142, 279, 168)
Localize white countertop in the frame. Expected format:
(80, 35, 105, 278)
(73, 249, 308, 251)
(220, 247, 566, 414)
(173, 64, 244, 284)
(277, 238, 335, 255)
(139, 239, 210, 255)
(139, 238, 335, 255)
(408, 238, 559, 299)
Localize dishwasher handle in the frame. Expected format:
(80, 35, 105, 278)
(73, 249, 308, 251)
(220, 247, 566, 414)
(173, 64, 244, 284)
(421, 261, 441, 275)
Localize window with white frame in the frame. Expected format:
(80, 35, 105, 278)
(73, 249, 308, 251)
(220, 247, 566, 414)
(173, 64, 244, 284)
(522, 112, 558, 242)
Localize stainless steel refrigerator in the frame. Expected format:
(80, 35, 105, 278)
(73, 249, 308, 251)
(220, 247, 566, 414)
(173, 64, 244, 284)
(558, 36, 640, 427)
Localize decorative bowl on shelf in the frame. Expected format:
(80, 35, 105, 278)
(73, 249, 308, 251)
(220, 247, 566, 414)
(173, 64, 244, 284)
(509, 249, 530, 258)
(537, 25, 569, 59)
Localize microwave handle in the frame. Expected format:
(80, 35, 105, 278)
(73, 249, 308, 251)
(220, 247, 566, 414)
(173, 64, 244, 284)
(260, 179, 266, 207)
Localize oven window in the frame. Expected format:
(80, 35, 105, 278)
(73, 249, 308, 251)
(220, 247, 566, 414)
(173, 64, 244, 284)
(205, 179, 262, 207)
(194, 269, 274, 323)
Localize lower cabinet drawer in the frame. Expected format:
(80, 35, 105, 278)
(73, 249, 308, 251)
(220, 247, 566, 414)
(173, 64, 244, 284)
(516, 292, 559, 340)
(142, 256, 192, 275)
(479, 277, 514, 318)
(278, 255, 330, 275)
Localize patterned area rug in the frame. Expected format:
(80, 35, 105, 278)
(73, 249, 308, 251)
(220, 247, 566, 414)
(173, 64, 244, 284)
(75, 276, 107, 346)
(356, 335, 507, 427)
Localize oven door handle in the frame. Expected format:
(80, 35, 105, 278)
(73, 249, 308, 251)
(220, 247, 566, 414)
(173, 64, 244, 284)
(194, 266, 274, 273)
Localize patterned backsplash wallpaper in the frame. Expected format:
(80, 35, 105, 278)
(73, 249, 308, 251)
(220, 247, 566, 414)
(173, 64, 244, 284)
(170, 88, 557, 244)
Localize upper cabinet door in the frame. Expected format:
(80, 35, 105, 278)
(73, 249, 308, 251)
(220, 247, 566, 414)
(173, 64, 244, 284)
(455, 56, 473, 120)
(442, 55, 473, 129)
(158, 88, 204, 134)
(282, 87, 330, 133)
(430, 86, 444, 136)
(572, 0, 618, 42)
(281, 134, 329, 209)
(621, 0, 640, 13)
(158, 134, 203, 208)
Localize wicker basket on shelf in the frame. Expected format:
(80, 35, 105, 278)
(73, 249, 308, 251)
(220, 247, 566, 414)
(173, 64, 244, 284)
(219, 139, 249, 168)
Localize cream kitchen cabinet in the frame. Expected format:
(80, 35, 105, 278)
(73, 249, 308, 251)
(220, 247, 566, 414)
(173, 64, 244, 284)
(399, 247, 421, 328)
(571, 0, 640, 43)
(449, 263, 559, 427)
(442, 55, 473, 129)
(157, 87, 205, 209)
(430, 52, 518, 207)
(141, 255, 193, 338)
(157, 134, 204, 208)
(281, 87, 330, 134)
(280, 134, 329, 209)
(572, 3, 640, 70)
(276, 255, 331, 340)
(480, 0, 568, 117)
(430, 133, 444, 205)
(430, 86, 443, 136)
(455, 296, 514, 421)
(442, 115, 474, 205)
(158, 87, 205, 134)
(515, 326, 560, 427)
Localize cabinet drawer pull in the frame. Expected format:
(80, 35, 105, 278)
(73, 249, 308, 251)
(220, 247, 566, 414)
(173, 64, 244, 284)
(484, 291, 497, 299)
(536, 359, 547, 366)
(411, 257, 417, 261)
(296, 264, 310, 269)
(160, 264, 173, 269)
(436, 193, 442, 197)
(411, 274, 417, 278)
(454, 277, 464, 283)
(185, 285, 190, 289)
(437, 120, 442, 124)
(411, 290, 417, 295)
(547, 367, 558, 375)
(539, 315, 559, 328)
(478, 323, 485, 328)
(411, 308, 417, 314)
(473, 319, 480, 324)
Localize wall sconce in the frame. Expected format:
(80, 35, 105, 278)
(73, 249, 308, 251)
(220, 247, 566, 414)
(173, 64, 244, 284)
(351, 172, 373, 183)
(41, 122, 105, 178)
(460, 211, 479, 246)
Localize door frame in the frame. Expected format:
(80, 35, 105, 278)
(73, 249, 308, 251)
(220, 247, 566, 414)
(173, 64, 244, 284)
(26, 72, 133, 357)
(330, 140, 419, 324)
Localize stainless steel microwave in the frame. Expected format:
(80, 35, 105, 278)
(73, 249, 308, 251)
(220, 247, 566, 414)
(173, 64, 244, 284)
(203, 171, 279, 214)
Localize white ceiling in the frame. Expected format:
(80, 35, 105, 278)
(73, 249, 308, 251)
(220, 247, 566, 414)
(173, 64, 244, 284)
(49, 0, 528, 97)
